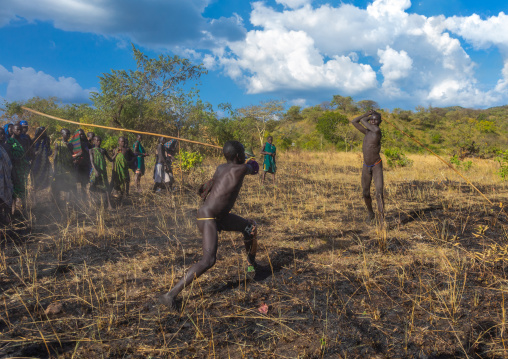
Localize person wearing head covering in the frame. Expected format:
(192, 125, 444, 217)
(31, 127, 52, 193)
(3, 123, 12, 139)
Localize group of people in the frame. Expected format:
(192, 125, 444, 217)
(161, 110, 384, 309)
(1, 110, 383, 312)
(0, 121, 179, 222)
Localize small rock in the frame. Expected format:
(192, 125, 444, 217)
(45, 302, 63, 316)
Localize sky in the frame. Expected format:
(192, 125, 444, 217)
(1, 0, 508, 112)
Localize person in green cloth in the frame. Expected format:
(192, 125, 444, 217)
(133, 134, 148, 192)
(89, 136, 114, 209)
(9, 124, 30, 215)
(52, 128, 76, 209)
(111, 136, 135, 197)
(260, 136, 276, 185)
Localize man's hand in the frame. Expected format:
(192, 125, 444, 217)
(246, 159, 259, 175)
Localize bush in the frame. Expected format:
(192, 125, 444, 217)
(101, 136, 119, 151)
(450, 155, 473, 171)
(383, 148, 413, 167)
(496, 150, 508, 180)
(177, 150, 204, 171)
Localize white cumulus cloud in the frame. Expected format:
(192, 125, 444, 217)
(209, 0, 508, 108)
(0, 0, 246, 48)
(0, 65, 94, 103)
(275, 0, 313, 9)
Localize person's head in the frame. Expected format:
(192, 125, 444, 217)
(78, 129, 87, 141)
(61, 128, 71, 141)
(20, 120, 28, 134)
(267, 136, 273, 144)
(223, 140, 246, 164)
(118, 136, 126, 148)
(13, 124, 22, 137)
(137, 134, 142, 141)
(34, 127, 46, 141)
(0, 128, 6, 143)
(369, 111, 382, 126)
(159, 136, 165, 144)
(93, 136, 102, 148)
(87, 132, 95, 142)
(7, 124, 13, 136)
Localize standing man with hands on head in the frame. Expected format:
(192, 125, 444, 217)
(351, 109, 385, 226)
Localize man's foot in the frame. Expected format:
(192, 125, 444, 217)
(159, 293, 177, 310)
(365, 212, 376, 224)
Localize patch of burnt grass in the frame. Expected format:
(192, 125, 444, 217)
(0, 153, 507, 358)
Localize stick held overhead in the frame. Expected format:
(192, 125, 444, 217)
(21, 107, 222, 150)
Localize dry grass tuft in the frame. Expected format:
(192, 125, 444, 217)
(0, 152, 507, 358)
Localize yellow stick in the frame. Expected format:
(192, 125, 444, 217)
(382, 117, 494, 206)
(21, 106, 222, 149)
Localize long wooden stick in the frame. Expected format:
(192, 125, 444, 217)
(21, 107, 222, 149)
(382, 117, 494, 206)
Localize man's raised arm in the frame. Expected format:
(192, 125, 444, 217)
(351, 112, 370, 134)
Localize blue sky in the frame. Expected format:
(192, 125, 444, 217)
(1, 0, 508, 112)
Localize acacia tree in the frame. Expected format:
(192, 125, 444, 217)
(237, 100, 285, 148)
(91, 44, 207, 135)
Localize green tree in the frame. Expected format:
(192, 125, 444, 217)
(357, 99, 379, 112)
(283, 106, 303, 122)
(331, 95, 357, 113)
(237, 99, 285, 147)
(316, 111, 348, 143)
(91, 44, 207, 135)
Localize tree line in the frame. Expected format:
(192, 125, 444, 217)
(1, 45, 507, 159)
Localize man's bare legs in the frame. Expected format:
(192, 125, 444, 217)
(261, 171, 276, 185)
(361, 163, 384, 224)
(160, 213, 257, 309)
(134, 173, 142, 192)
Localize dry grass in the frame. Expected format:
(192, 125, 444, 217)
(1, 151, 508, 358)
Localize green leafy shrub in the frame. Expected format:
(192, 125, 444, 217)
(496, 150, 508, 180)
(101, 136, 119, 151)
(383, 148, 413, 167)
(450, 155, 473, 171)
(177, 150, 204, 171)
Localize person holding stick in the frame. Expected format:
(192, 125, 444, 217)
(160, 140, 259, 310)
(351, 110, 385, 225)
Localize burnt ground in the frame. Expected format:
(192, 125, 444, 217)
(1, 154, 508, 358)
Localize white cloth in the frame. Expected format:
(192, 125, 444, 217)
(154, 163, 172, 183)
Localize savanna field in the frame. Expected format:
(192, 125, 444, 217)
(0, 151, 507, 358)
